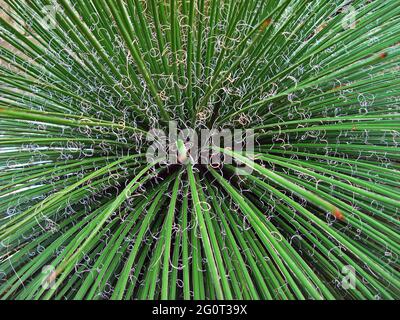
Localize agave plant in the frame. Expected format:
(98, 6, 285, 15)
(0, 0, 399, 300)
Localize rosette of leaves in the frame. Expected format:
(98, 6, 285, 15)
(0, 0, 399, 300)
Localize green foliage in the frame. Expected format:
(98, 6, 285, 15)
(0, 0, 399, 300)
